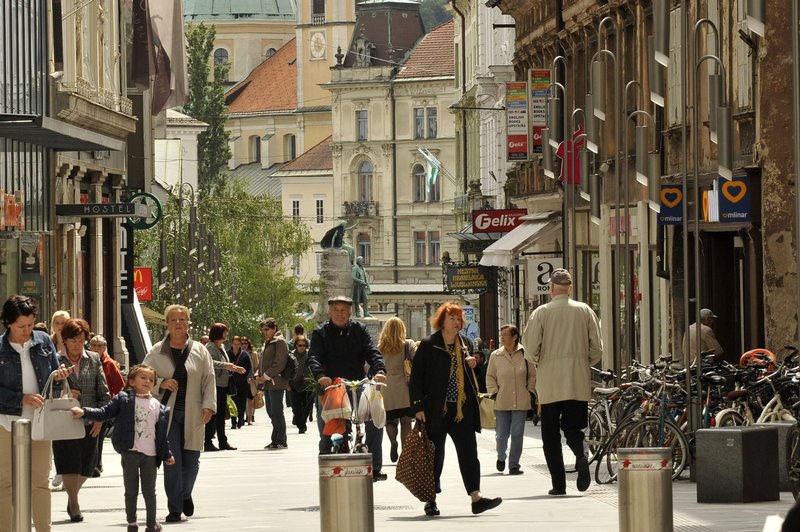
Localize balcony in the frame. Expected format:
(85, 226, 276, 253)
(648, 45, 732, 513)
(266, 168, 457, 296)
(312, 13, 325, 25)
(343, 200, 378, 217)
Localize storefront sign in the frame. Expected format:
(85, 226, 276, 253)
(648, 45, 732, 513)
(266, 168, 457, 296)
(529, 69, 551, 154)
(472, 209, 527, 233)
(506, 81, 529, 161)
(526, 257, 564, 295)
(0, 189, 25, 230)
(658, 185, 683, 225)
(56, 203, 150, 218)
(717, 176, 750, 223)
(134, 267, 152, 301)
(20, 233, 42, 299)
(120, 223, 134, 303)
(444, 264, 492, 294)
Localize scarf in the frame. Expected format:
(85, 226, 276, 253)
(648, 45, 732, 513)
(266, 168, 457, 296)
(443, 336, 467, 422)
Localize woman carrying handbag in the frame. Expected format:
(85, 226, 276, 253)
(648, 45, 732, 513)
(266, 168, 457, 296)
(486, 324, 536, 476)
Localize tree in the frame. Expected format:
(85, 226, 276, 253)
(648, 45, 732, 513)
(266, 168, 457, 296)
(420, 0, 452, 32)
(134, 180, 314, 342)
(184, 23, 231, 196)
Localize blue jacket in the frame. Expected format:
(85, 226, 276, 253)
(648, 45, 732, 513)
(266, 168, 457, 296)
(0, 330, 60, 416)
(307, 320, 386, 381)
(81, 389, 173, 465)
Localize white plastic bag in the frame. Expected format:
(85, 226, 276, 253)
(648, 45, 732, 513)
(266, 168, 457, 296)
(368, 383, 386, 428)
(357, 383, 372, 423)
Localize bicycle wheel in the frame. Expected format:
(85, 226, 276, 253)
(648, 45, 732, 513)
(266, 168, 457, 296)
(594, 420, 633, 485)
(716, 409, 745, 427)
(586, 409, 607, 462)
(624, 418, 689, 480)
(785, 425, 800, 500)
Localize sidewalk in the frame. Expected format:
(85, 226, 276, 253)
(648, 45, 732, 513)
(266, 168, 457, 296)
(49, 407, 793, 531)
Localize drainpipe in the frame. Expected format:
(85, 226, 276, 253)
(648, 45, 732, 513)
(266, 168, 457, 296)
(390, 78, 399, 295)
(451, 1, 468, 196)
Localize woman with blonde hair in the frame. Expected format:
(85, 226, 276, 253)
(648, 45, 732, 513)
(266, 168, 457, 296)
(377, 317, 416, 462)
(50, 309, 70, 353)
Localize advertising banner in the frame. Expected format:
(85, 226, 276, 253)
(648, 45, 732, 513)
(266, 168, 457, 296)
(529, 69, 551, 154)
(658, 185, 683, 225)
(526, 257, 564, 296)
(472, 209, 527, 233)
(506, 81, 529, 161)
(134, 267, 153, 301)
(717, 176, 750, 223)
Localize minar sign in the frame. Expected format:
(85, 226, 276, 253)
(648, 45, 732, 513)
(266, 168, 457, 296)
(472, 209, 527, 233)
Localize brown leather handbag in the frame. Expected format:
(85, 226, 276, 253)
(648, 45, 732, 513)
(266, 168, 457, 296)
(395, 419, 436, 502)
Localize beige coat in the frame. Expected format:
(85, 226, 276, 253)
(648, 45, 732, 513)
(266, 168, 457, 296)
(485, 344, 536, 411)
(521, 294, 603, 404)
(382, 339, 417, 412)
(681, 323, 724, 363)
(144, 336, 217, 452)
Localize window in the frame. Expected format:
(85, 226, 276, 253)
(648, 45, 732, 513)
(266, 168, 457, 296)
(312, 0, 325, 15)
(265, 47, 277, 59)
(356, 110, 368, 141)
(291, 199, 300, 219)
(414, 231, 427, 265)
(249, 135, 260, 163)
(428, 171, 440, 202)
(285, 134, 296, 160)
(428, 231, 440, 265)
(292, 256, 301, 277)
(315, 251, 323, 275)
(315, 198, 324, 224)
(414, 108, 425, 139)
(214, 48, 229, 65)
(357, 161, 373, 201)
(427, 108, 438, 138)
(357, 233, 371, 266)
(413, 164, 426, 202)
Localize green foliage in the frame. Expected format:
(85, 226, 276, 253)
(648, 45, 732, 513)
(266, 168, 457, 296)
(184, 23, 231, 196)
(419, 0, 452, 32)
(134, 180, 314, 343)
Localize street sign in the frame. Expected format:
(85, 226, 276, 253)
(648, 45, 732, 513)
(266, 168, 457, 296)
(55, 202, 150, 218)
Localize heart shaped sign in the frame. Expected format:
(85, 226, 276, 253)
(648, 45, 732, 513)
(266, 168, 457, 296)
(661, 187, 682, 208)
(722, 180, 746, 203)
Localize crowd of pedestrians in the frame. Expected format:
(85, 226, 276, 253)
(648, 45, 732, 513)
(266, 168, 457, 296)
(0, 275, 611, 529)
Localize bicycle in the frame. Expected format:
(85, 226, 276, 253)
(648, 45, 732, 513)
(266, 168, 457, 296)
(325, 377, 386, 454)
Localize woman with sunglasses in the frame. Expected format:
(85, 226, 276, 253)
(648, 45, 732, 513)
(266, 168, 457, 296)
(288, 335, 313, 434)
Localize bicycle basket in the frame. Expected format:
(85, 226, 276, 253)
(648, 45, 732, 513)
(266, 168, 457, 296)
(748, 380, 775, 408)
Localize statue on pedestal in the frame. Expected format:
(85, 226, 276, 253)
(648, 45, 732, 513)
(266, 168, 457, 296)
(352, 256, 372, 318)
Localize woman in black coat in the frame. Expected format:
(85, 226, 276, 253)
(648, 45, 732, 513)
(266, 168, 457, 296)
(409, 302, 502, 517)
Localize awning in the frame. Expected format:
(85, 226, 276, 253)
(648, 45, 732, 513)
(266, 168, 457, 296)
(479, 211, 561, 268)
(447, 222, 504, 242)
(0, 114, 125, 151)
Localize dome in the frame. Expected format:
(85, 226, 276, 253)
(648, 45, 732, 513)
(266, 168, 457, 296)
(184, 0, 297, 21)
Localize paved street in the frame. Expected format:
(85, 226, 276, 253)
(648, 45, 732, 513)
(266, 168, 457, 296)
(49, 406, 794, 531)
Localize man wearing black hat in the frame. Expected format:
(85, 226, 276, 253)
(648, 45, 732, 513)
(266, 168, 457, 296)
(307, 295, 388, 480)
(521, 268, 603, 496)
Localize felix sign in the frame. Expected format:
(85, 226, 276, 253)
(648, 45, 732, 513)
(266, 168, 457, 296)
(472, 209, 527, 233)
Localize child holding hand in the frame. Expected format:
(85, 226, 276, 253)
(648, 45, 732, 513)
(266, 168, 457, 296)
(72, 364, 174, 532)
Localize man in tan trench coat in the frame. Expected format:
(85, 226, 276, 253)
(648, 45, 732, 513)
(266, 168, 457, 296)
(521, 269, 603, 496)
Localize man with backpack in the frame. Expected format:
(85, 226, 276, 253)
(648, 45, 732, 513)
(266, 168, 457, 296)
(255, 318, 290, 450)
(307, 295, 388, 481)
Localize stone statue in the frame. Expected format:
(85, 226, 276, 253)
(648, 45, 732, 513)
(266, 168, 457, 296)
(352, 256, 372, 318)
(321, 219, 356, 265)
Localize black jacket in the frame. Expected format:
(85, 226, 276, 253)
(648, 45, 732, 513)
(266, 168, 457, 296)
(81, 389, 172, 466)
(307, 320, 385, 380)
(409, 331, 481, 434)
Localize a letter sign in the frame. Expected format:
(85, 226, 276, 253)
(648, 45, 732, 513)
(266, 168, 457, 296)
(526, 257, 564, 295)
(472, 209, 527, 234)
(56, 203, 150, 218)
(134, 267, 152, 301)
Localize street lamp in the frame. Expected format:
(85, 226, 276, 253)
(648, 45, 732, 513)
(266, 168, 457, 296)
(590, 15, 623, 380)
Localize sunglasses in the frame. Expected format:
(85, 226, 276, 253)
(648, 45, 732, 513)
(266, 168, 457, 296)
(295, 343, 308, 348)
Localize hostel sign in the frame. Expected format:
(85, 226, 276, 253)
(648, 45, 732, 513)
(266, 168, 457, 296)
(444, 264, 493, 295)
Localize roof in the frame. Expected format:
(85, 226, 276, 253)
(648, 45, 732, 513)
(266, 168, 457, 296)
(280, 136, 333, 172)
(227, 162, 282, 197)
(396, 20, 455, 79)
(184, 0, 296, 21)
(225, 38, 297, 113)
(343, 2, 426, 68)
(166, 109, 208, 128)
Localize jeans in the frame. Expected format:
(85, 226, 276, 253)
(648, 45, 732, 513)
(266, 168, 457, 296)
(495, 410, 527, 469)
(265, 389, 287, 445)
(164, 410, 201, 515)
(316, 391, 384, 473)
(540, 400, 588, 491)
(121, 451, 157, 527)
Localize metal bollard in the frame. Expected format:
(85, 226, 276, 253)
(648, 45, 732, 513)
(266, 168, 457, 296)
(12, 419, 32, 532)
(618, 447, 673, 532)
(319, 453, 374, 532)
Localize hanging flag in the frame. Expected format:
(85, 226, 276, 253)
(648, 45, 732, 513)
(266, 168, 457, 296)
(417, 147, 441, 194)
(556, 124, 586, 185)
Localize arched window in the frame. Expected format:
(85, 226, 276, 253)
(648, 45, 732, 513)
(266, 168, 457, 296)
(265, 47, 277, 59)
(358, 161, 373, 202)
(213, 48, 229, 65)
(428, 169, 440, 202)
(413, 164, 426, 202)
(357, 233, 371, 266)
(249, 135, 261, 163)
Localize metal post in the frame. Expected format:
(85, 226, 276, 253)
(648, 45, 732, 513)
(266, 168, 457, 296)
(618, 447, 673, 532)
(793, 0, 800, 340)
(12, 419, 32, 532)
(319, 454, 374, 532)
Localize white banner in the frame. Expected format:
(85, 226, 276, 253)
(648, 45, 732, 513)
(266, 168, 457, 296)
(526, 257, 563, 296)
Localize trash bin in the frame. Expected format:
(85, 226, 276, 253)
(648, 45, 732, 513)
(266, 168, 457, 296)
(618, 447, 673, 532)
(319, 453, 374, 532)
